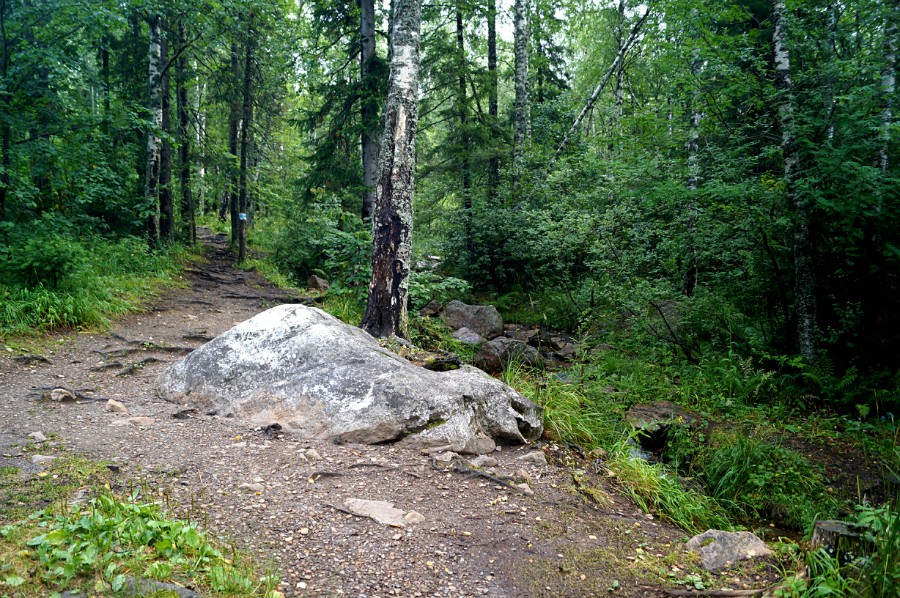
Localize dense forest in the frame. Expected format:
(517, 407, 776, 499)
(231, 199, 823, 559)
(1, 0, 899, 593)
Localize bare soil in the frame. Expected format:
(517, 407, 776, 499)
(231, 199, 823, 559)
(0, 231, 778, 597)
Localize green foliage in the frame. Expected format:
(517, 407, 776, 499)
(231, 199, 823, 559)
(408, 272, 471, 310)
(686, 432, 839, 530)
(0, 235, 186, 335)
(0, 492, 276, 597)
(779, 500, 900, 597)
(606, 444, 735, 535)
(270, 194, 371, 296)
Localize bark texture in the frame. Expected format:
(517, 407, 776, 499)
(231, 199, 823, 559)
(773, 0, 817, 362)
(879, 0, 897, 172)
(360, 0, 377, 220)
(486, 0, 499, 202)
(144, 15, 163, 243)
(513, 0, 529, 152)
(360, 0, 422, 339)
(159, 33, 174, 241)
(176, 23, 195, 244)
(237, 13, 254, 263)
(457, 7, 472, 252)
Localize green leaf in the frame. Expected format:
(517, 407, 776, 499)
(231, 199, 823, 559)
(3, 575, 26, 587)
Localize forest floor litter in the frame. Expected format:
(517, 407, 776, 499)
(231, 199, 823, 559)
(0, 231, 786, 597)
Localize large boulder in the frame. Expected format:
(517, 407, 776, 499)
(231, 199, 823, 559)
(157, 305, 542, 454)
(474, 337, 543, 374)
(441, 300, 503, 340)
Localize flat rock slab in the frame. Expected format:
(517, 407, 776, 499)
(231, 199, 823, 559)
(624, 400, 698, 433)
(342, 498, 424, 528)
(685, 530, 773, 571)
(157, 305, 542, 453)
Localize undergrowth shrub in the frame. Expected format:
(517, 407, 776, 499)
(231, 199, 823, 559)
(270, 194, 370, 296)
(674, 430, 839, 530)
(0, 235, 186, 334)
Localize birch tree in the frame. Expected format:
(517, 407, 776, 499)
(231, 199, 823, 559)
(772, 0, 817, 363)
(144, 14, 163, 243)
(513, 0, 529, 152)
(360, 0, 422, 339)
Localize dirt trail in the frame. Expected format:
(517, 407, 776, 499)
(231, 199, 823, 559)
(0, 231, 684, 597)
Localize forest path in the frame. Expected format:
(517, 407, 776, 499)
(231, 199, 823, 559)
(0, 230, 685, 597)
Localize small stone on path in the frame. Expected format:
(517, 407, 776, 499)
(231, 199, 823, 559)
(106, 399, 128, 414)
(28, 431, 47, 442)
(342, 498, 424, 528)
(685, 530, 773, 571)
(239, 482, 265, 493)
(48, 388, 76, 402)
(517, 451, 548, 466)
(470, 455, 498, 468)
(111, 416, 156, 426)
(31, 455, 56, 465)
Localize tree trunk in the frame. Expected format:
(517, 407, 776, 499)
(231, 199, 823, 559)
(195, 79, 206, 214)
(683, 47, 702, 296)
(176, 23, 195, 245)
(553, 6, 650, 161)
(486, 0, 499, 203)
(225, 37, 241, 243)
(360, 0, 422, 340)
(879, 0, 897, 173)
(237, 13, 254, 263)
(360, 0, 377, 220)
(0, 0, 8, 222)
(513, 0, 529, 152)
(457, 7, 472, 253)
(144, 14, 163, 244)
(159, 33, 174, 241)
(772, 0, 817, 363)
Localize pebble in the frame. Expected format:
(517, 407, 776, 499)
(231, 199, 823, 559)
(517, 451, 547, 466)
(28, 431, 47, 442)
(106, 399, 128, 414)
(31, 455, 57, 465)
(470, 455, 498, 468)
(304, 449, 323, 461)
(238, 482, 265, 493)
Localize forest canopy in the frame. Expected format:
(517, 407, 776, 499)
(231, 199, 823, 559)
(0, 0, 898, 412)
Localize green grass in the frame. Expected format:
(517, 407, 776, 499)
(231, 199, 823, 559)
(0, 456, 280, 597)
(0, 236, 190, 336)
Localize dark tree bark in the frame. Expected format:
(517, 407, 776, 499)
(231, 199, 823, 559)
(360, 0, 377, 220)
(176, 23, 195, 245)
(486, 0, 499, 203)
(226, 36, 241, 244)
(144, 14, 163, 244)
(159, 32, 174, 241)
(0, 0, 9, 222)
(360, 0, 422, 339)
(457, 7, 472, 252)
(879, 0, 898, 173)
(513, 0, 529, 153)
(237, 13, 254, 263)
(773, 0, 817, 363)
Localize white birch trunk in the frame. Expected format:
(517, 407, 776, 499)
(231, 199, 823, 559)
(144, 15, 162, 243)
(773, 0, 817, 363)
(360, 0, 422, 339)
(513, 0, 529, 152)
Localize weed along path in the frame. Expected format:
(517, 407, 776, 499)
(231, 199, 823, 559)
(0, 231, 774, 597)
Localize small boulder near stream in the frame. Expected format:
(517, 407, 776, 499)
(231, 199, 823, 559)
(157, 304, 542, 453)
